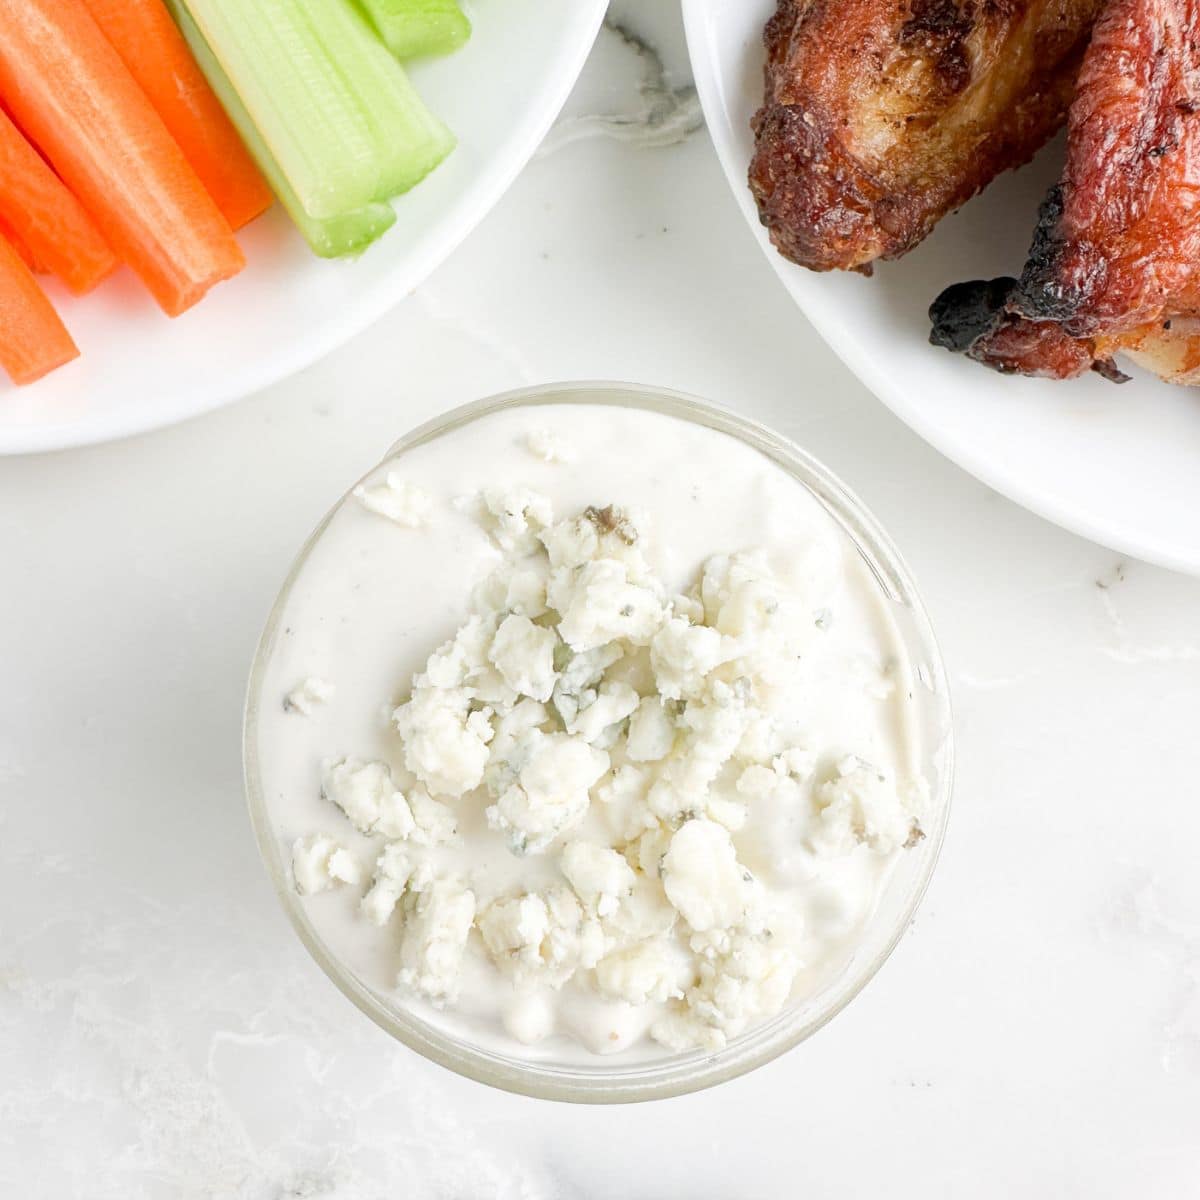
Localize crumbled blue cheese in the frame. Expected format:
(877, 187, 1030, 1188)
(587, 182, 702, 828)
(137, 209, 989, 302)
(565, 679, 639, 745)
(552, 642, 624, 727)
(593, 764, 655, 842)
(661, 818, 750, 932)
(406, 787, 458, 847)
(625, 697, 676, 762)
(473, 560, 550, 621)
(360, 842, 428, 926)
(646, 682, 753, 823)
(652, 926, 798, 1052)
(525, 426, 576, 464)
(321, 757, 411, 836)
(627, 825, 672, 880)
(812, 758, 918, 855)
(393, 686, 493, 799)
(397, 878, 476, 1003)
(489, 614, 558, 702)
(595, 937, 690, 1006)
(478, 892, 553, 978)
(775, 746, 818, 781)
(551, 559, 665, 652)
(478, 887, 597, 987)
(479, 486, 553, 553)
(485, 731, 609, 854)
(650, 617, 726, 701)
(353, 473, 433, 527)
(284, 676, 334, 716)
(291, 834, 361, 895)
(560, 841, 636, 917)
(294, 490, 924, 1056)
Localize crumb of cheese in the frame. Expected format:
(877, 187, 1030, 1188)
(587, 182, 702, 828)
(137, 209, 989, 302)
(353, 473, 433, 527)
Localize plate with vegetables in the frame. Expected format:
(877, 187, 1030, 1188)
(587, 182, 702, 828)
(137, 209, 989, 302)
(0, 0, 607, 454)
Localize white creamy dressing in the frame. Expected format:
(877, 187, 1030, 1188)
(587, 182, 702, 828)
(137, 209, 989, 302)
(255, 403, 926, 1063)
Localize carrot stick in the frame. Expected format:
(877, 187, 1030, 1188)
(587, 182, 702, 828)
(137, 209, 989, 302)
(0, 234, 79, 385)
(0, 106, 117, 294)
(0, 0, 244, 318)
(80, 0, 273, 231)
(0, 215, 42, 273)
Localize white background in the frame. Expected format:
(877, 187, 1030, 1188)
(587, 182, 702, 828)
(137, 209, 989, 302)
(2, 7, 1198, 1196)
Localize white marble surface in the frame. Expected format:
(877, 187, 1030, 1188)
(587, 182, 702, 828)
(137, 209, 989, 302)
(2, 6, 1199, 1196)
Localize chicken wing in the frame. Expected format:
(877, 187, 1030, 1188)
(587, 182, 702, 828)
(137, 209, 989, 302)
(749, 0, 1101, 273)
(929, 0, 1200, 383)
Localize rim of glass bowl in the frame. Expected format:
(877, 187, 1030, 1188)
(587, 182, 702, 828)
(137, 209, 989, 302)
(243, 380, 954, 1104)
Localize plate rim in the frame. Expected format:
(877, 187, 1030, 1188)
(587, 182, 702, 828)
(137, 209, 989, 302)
(681, 0, 1200, 577)
(2, 0, 608, 458)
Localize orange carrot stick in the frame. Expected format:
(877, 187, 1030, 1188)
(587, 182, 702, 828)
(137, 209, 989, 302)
(0, 106, 117, 294)
(81, 0, 272, 231)
(0, 234, 79, 385)
(0, 0, 244, 318)
(0, 215, 42, 273)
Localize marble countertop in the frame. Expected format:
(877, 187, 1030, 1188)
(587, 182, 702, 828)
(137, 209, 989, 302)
(2, 6, 1198, 1196)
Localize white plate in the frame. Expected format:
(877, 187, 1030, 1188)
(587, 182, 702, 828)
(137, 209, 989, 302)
(0, 0, 606, 456)
(684, 0, 1200, 576)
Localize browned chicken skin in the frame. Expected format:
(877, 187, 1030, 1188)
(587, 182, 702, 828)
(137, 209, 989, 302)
(749, 0, 1102, 273)
(930, 0, 1200, 382)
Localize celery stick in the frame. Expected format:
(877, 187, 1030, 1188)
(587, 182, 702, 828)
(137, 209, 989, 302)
(183, 0, 379, 219)
(167, 0, 395, 257)
(304, 0, 456, 202)
(357, 0, 471, 60)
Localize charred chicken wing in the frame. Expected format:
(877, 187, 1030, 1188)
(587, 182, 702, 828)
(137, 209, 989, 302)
(930, 0, 1200, 384)
(749, 0, 1101, 273)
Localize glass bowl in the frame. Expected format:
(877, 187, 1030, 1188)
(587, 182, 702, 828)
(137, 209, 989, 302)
(244, 381, 954, 1103)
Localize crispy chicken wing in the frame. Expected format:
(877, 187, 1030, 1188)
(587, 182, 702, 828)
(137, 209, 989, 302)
(930, 0, 1200, 382)
(749, 0, 1101, 273)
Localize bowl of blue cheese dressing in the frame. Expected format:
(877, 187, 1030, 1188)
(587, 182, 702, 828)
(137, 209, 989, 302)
(244, 381, 953, 1101)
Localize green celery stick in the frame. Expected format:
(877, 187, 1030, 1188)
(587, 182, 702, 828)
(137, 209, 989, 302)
(167, 0, 395, 257)
(183, 0, 379, 219)
(357, 0, 471, 60)
(304, 0, 456, 202)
